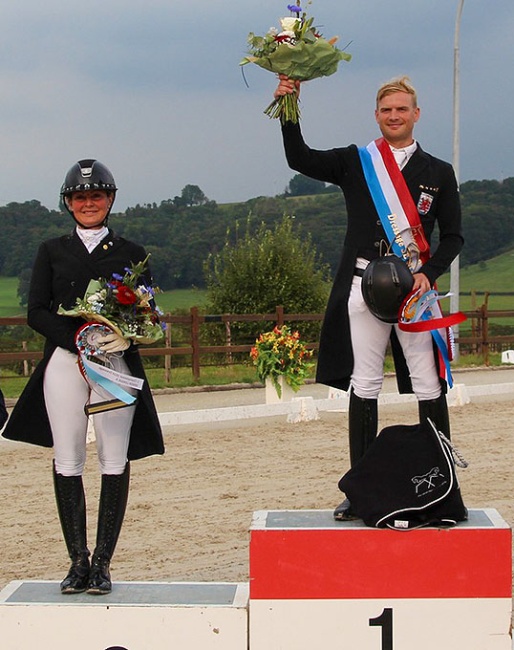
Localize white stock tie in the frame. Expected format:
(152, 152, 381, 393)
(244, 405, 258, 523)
(392, 148, 408, 170)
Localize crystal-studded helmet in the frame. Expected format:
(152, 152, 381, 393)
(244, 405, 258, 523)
(361, 256, 414, 323)
(61, 159, 117, 197)
(61, 159, 117, 223)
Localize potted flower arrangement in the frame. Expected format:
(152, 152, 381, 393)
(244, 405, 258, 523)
(250, 325, 314, 400)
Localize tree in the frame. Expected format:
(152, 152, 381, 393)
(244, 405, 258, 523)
(174, 184, 209, 207)
(287, 174, 327, 196)
(17, 268, 32, 307)
(203, 215, 330, 343)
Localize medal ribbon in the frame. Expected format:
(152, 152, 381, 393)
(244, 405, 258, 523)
(399, 290, 467, 333)
(398, 290, 467, 389)
(79, 355, 141, 405)
(74, 323, 143, 406)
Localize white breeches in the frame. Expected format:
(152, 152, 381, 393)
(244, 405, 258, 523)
(43, 347, 136, 477)
(348, 266, 441, 401)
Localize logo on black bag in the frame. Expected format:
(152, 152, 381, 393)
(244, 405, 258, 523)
(411, 466, 447, 496)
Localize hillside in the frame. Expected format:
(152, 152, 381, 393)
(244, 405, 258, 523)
(1, 249, 512, 318)
(437, 249, 514, 312)
(0, 177, 513, 293)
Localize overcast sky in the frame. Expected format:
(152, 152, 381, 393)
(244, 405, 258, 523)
(0, 0, 512, 211)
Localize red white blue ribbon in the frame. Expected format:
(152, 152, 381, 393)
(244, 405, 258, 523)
(399, 290, 467, 388)
(399, 290, 466, 333)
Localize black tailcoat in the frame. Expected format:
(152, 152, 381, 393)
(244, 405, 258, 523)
(2, 229, 165, 460)
(281, 122, 464, 392)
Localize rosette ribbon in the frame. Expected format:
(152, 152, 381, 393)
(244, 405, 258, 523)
(75, 323, 143, 415)
(398, 290, 467, 388)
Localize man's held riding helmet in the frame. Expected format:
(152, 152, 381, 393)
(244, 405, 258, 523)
(361, 255, 414, 323)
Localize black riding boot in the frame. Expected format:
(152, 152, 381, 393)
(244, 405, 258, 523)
(348, 392, 379, 467)
(53, 464, 90, 594)
(334, 392, 378, 521)
(418, 393, 451, 441)
(87, 463, 130, 595)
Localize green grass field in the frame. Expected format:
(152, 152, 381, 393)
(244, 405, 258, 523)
(1, 250, 512, 316)
(156, 287, 207, 312)
(437, 250, 514, 311)
(0, 277, 25, 317)
(0, 280, 207, 317)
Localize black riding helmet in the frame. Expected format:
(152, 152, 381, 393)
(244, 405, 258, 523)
(361, 255, 414, 323)
(61, 159, 117, 227)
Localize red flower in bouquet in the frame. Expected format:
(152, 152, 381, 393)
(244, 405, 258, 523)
(115, 285, 138, 305)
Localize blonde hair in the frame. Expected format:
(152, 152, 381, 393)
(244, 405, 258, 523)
(376, 76, 417, 108)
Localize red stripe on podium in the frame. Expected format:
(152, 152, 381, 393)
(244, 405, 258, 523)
(249, 528, 512, 599)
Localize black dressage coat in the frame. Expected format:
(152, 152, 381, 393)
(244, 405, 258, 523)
(281, 122, 464, 392)
(2, 229, 165, 460)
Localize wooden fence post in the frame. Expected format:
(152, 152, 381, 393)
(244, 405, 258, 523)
(164, 316, 171, 384)
(191, 306, 200, 382)
(225, 321, 232, 364)
(22, 341, 29, 377)
(481, 303, 489, 365)
(470, 291, 477, 355)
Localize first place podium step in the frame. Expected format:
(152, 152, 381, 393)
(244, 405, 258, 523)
(249, 508, 512, 650)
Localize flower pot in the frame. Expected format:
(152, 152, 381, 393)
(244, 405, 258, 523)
(265, 376, 296, 404)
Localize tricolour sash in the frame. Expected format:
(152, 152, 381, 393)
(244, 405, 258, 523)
(358, 138, 429, 272)
(358, 139, 463, 387)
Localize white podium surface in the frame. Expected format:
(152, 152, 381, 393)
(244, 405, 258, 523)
(0, 581, 249, 650)
(249, 508, 512, 650)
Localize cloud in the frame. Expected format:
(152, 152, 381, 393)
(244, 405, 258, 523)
(0, 0, 513, 210)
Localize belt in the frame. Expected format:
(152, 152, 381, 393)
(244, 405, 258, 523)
(354, 268, 365, 277)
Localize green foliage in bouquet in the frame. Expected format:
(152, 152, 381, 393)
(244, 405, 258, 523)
(240, 1, 351, 124)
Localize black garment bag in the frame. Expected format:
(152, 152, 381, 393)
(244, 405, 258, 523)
(338, 419, 468, 530)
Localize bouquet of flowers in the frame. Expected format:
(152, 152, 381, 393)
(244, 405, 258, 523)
(58, 255, 165, 346)
(240, 1, 351, 124)
(250, 325, 314, 397)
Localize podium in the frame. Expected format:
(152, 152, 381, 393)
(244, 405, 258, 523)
(0, 509, 511, 649)
(0, 581, 249, 650)
(249, 509, 512, 650)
